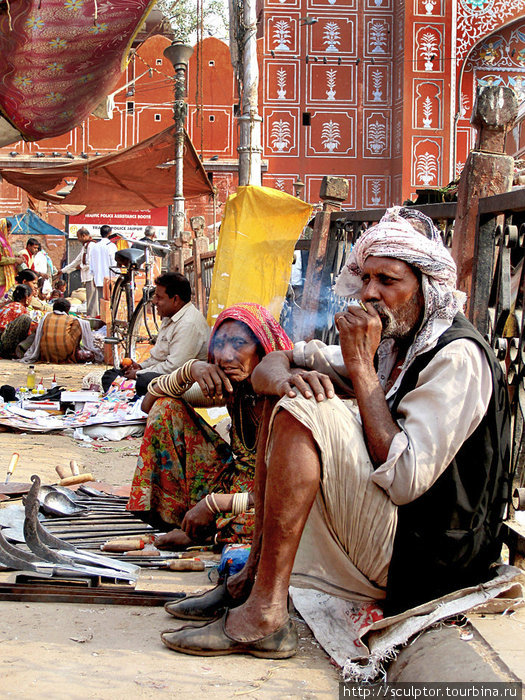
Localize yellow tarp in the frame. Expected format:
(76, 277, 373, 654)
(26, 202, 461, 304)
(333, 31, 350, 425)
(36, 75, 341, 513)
(207, 186, 313, 324)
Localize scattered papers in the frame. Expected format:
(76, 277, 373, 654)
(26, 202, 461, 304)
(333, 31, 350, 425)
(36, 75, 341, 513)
(61, 391, 100, 403)
(0, 395, 147, 434)
(0, 404, 64, 432)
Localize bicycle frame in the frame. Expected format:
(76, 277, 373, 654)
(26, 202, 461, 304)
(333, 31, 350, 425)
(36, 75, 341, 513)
(105, 237, 171, 365)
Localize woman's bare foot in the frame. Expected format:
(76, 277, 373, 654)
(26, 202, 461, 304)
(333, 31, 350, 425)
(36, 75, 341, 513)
(155, 528, 193, 550)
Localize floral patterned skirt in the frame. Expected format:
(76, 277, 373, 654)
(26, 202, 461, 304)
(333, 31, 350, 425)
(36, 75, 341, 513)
(127, 397, 255, 544)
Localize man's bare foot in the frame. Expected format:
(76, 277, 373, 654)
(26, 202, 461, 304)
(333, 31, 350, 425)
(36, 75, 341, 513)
(224, 596, 289, 642)
(155, 529, 193, 550)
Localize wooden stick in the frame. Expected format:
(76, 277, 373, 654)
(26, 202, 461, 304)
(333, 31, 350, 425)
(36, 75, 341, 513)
(58, 473, 94, 486)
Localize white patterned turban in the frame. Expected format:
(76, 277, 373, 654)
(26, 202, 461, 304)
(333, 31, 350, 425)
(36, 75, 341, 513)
(335, 206, 465, 313)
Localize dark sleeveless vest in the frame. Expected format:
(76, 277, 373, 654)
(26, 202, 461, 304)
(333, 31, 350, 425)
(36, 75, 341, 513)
(383, 314, 512, 616)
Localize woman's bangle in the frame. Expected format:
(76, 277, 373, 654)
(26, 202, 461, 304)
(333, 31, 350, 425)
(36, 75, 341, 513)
(204, 494, 215, 515)
(208, 492, 221, 515)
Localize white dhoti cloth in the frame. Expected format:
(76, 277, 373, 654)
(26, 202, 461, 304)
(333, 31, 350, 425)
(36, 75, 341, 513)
(268, 394, 398, 602)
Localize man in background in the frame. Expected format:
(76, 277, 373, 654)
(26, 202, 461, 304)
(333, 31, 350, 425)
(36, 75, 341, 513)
(102, 272, 209, 395)
(33, 242, 57, 296)
(90, 224, 117, 314)
(60, 227, 97, 316)
(132, 225, 167, 264)
(22, 298, 102, 364)
(18, 237, 39, 271)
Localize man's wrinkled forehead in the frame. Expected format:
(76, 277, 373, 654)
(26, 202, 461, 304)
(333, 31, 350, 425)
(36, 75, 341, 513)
(361, 255, 421, 281)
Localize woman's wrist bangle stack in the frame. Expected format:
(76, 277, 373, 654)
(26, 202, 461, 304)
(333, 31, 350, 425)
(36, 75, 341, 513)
(231, 492, 250, 515)
(146, 359, 198, 398)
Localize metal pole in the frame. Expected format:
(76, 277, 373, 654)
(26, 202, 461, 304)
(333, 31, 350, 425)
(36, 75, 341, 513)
(236, 0, 262, 186)
(163, 41, 194, 270)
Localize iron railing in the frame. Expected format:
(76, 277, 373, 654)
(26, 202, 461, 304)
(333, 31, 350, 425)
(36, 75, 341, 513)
(183, 248, 216, 317)
(468, 189, 525, 487)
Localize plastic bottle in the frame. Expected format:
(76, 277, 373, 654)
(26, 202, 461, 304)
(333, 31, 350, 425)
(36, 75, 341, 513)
(50, 374, 57, 389)
(26, 365, 36, 390)
(37, 377, 45, 395)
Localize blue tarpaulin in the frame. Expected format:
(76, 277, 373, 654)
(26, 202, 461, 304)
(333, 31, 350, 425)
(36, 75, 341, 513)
(7, 209, 65, 236)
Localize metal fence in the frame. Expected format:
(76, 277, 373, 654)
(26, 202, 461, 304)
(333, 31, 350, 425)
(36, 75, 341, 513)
(183, 247, 216, 317)
(467, 190, 525, 487)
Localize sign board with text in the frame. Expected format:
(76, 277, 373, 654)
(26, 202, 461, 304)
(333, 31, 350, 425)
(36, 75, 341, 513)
(68, 207, 169, 240)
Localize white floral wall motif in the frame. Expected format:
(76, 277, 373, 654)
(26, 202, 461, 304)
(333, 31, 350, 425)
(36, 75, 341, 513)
(422, 96, 433, 126)
(326, 69, 337, 100)
(370, 179, 382, 205)
(369, 20, 388, 53)
(321, 120, 341, 151)
(372, 70, 383, 101)
(416, 151, 438, 185)
(277, 68, 287, 99)
(275, 178, 286, 190)
(323, 22, 341, 53)
(273, 20, 292, 51)
(271, 119, 292, 151)
(456, 161, 465, 178)
(367, 121, 387, 154)
(419, 31, 439, 70)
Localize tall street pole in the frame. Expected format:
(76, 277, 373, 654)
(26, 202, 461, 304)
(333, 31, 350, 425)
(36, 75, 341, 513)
(232, 0, 262, 186)
(163, 41, 194, 270)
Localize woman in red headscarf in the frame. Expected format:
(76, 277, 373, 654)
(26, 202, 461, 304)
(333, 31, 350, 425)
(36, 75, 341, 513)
(0, 219, 23, 300)
(127, 303, 293, 549)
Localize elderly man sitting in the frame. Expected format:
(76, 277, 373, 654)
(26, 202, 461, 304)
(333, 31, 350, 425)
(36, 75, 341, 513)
(161, 207, 511, 659)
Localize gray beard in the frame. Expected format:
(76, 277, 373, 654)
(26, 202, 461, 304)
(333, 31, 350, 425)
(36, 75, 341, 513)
(373, 294, 424, 343)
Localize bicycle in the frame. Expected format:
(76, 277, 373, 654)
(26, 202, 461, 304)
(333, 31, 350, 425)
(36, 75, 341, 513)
(104, 239, 170, 366)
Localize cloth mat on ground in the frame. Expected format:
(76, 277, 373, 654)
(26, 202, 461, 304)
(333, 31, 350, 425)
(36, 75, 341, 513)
(290, 564, 524, 682)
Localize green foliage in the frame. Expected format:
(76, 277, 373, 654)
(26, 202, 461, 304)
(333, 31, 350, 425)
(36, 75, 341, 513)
(155, 0, 229, 43)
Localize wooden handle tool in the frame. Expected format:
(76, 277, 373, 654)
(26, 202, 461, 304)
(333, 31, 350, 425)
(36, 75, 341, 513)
(58, 473, 94, 486)
(124, 547, 161, 556)
(5, 453, 19, 484)
(101, 538, 145, 552)
(168, 559, 205, 572)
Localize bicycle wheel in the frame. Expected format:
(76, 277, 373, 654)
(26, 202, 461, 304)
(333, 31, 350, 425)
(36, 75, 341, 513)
(106, 277, 133, 366)
(127, 297, 160, 363)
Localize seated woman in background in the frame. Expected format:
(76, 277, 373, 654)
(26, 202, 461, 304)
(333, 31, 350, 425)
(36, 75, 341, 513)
(2, 270, 52, 321)
(0, 284, 37, 358)
(1, 269, 38, 304)
(127, 303, 293, 549)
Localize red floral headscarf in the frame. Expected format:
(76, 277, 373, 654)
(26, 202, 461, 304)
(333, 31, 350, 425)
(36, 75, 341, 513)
(208, 303, 292, 362)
